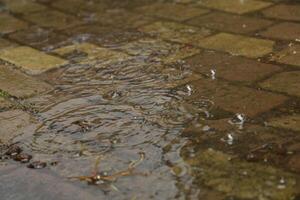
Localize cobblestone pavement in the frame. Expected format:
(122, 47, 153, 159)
(0, 0, 300, 199)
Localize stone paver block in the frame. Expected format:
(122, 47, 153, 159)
(0, 46, 67, 74)
(188, 79, 287, 116)
(263, 4, 300, 21)
(197, 0, 272, 14)
(0, 97, 11, 109)
(53, 43, 130, 67)
(9, 26, 68, 51)
(260, 71, 300, 97)
(0, 110, 35, 144)
(139, 21, 212, 44)
(3, 0, 47, 14)
(260, 22, 300, 41)
(24, 10, 82, 30)
(198, 33, 274, 58)
(118, 38, 200, 64)
(93, 9, 154, 29)
(0, 65, 52, 98)
(135, 3, 209, 22)
(0, 13, 27, 34)
(187, 12, 274, 34)
(0, 164, 104, 200)
(268, 114, 300, 132)
(271, 44, 300, 67)
(0, 38, 17, 50)
(52, 0, 107, 14)
(185, 149, 298, 200)
(186, 51, 281, 83)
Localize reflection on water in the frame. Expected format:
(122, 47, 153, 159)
(0, 0, 300, 199)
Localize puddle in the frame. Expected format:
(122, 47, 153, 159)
(0, 0, 300, 199)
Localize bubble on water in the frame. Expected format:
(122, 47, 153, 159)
(210, 69, 216, 80)
(229, 113, 246, 129)
(186, 85, 192, 96)
(221, 133, 234, 145)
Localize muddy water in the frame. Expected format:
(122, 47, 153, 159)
(1, 0, 300, 199)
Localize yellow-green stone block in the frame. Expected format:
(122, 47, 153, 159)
(198, 33, 274, 58)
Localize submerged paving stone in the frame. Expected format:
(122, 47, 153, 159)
(188, 79, 287, 116)
(118, 38, 200, 64)
(187, 12, 274, 34)
(260, 71, 300, 97)
(260, 22, 300, 41)
(2, 0, 47, 14)
(51, 0, 106, 14)
(262, 4, 300, 21)
(53, 42, 130, 67)
(139, 21, 212, 45)
(0, 46, 67, 74)
(198, 33, 274, 58)
(268, 114, 300, 132)
(24, 10, 82, 30)
(0, 164, 104, 200)
(0, 110, 35, 144)
(184, 149, 298, 200)
(186, 51, 281, 83)
(135, 3, 209, 22)
(271, 44, 300, 67)
(0, 38, 17, 50)
(9, 26, 68, 51)
(0, 97, 11, 109)
(0, 65, 52, 98)
(0, 13, 27, 34)
(92, 9, 154, 29)
(197, 0, 272, 14)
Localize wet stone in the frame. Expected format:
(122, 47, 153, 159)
(267, 114, 300, 132)
(51, 0, 106, 15)
(0, 38, 17, 50)
(197, 0, 272, 14)
(184, 149, 298, 200)
(0, 97, 11, 109)
(198, 33, 274, 58)
(187, 78, 287, 116)
(0, 46, 67, 74)
(118, 38, 200, 64)
(2, 0, 47, 14)
(9, 26, 68, 51)
(0, 64, 52, 98)
(0, 164, 105, 200)
(260, 22, 300, 41)
(139, 21, 212, 45)
(187, 12, 274, 34)
(186, 52, 281, 83)
(62, 25, 145, 47)
(92, 9, 154, 29)
(135, 3, 209, 22)
(262, 4, 300, 21)
(0, 110, 35, 144)
(0, 13, 27, 34)
(24, 10, 82, 30)
(53, 42, 130, 67)
(270, 44, 300, 67)
(288, 154, 300, 173)
(260, 71, 300, 97)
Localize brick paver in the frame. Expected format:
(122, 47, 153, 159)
(271, 44, 300, 67)
(0, 65, 52, 98)
(260, 71, 300, 97)
(135, 3, 209, 22)
(0, 38, 17, 50)
(260, 22, 300, 41)
(197, 0, 272, 14)
(0, 13, 27, 34)
(187, 12, 273, 34)
(139, 21, 212, 44)
(2, 0, 47, 14)
(187, 78, 287, 116)
(263, 4, 300, 21)
(198, 33, 274, 58)
(268, 114, 300, 132)
(0, 46, 67, 74)
(186, 52, 281, 83)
